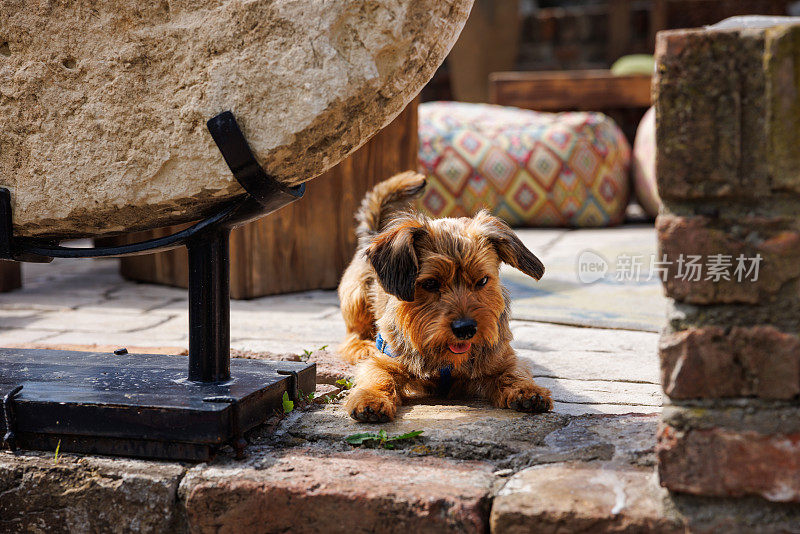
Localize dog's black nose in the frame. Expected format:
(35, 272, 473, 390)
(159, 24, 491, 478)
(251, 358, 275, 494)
(451, 318, 477, 340)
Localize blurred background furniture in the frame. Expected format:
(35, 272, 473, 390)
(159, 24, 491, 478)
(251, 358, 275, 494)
(416, 101, 631, 226)
(447, 0, 522, 103)
(424, 0, 790, 102)
(650, 0, 789, 45)
(489, 69, 651, 143)
(107, 100, 418, 299)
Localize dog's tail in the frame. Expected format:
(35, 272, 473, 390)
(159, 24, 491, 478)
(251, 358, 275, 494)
(355, 171, 427, 239)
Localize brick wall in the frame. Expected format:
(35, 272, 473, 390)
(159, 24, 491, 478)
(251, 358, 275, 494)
(654, 24, 800, 503)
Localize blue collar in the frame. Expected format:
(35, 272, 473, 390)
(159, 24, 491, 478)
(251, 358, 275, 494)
(375, 333, 394, 357)
(375, 334, 453, 396)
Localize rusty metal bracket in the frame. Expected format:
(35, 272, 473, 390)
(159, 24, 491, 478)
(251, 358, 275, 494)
(277, 369, 300, 400)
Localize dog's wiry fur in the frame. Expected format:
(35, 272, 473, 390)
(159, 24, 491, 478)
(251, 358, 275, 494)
(339, 171, 553, 422)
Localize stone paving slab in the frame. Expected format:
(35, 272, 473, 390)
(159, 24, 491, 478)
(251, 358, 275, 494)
(36, 329, 189, 349)
(0, 328, 61, 345)
(539, 225, 658, 261)
(0, 292, 104, 311)
(515, 228, 569, 254)
(552, 402, 660, 416)
(505, 224, 668, 332)
(491, 462, 682, 533)
(284, 400, 658, 465)
(73, 296, 187, 315)
(511, 321, 660, 384)
(105, 282, 188, 302)
(0, 309, 177, 334)
(230, 314, 346, 344)
(287, 401, 570, 461)
(538, 377, 662, 410)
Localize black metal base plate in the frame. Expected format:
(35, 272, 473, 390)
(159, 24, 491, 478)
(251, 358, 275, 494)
(0, 348, 315, 461)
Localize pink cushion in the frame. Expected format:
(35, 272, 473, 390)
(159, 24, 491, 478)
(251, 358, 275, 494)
(632, 107, 661, 217)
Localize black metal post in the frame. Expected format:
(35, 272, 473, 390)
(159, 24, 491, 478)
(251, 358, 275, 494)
(187, 227, 231, 382)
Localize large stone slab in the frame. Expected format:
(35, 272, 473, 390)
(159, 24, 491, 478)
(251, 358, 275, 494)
(0, 0, 472, 237)
(491, 463, 682, 533)
(285, 400, 660, 466)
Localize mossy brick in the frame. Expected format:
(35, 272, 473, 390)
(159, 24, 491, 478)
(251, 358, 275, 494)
(661, 403, 800, 435)
(0, 453, 186, 533)
(656, 22, 800, 200)
(766, 24, 800, 193)
(655, 28, 768, 200)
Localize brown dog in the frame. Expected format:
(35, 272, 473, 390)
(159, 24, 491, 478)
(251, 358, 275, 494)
(338, 171, 553, 422)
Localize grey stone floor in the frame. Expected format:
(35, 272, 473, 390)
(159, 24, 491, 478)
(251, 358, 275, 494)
(1, 225, 676, 533)
(0, 226, 663, 416)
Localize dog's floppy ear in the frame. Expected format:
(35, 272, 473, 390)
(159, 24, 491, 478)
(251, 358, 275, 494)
(366, 218, 426, 302)
(474, 210, 545, 280)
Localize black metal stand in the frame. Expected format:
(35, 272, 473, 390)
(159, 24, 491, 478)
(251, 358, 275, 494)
(0, 112, 316, 461)
(188, 228, 232, 383)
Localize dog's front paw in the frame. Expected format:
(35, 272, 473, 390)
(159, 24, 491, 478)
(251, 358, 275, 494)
(500, 383, 553, 413)
(345, 388, 397, 423)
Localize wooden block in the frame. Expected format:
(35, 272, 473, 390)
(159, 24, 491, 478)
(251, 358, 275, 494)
(0, 260, 21, 293)
(115, 99, 419, 299)
(607, 0, 633, 62)
(448, 0, 521, 103)
(489, 70, 652, 112)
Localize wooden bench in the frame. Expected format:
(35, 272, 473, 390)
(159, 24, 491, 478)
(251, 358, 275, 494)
(489, 69, 652, 143)
(0, 260, 20, 293)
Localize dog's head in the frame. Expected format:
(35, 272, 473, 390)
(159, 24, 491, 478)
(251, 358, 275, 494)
(366, 210, 544, 368)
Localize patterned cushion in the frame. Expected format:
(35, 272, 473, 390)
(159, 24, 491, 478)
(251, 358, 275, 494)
(417, 102, 631, 227)
(632, 106, 661, 218)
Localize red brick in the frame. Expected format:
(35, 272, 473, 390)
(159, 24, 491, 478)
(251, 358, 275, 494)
(656, 214, 800, 304)
(181, 449, 493, 534)
(661, 326, 800, 400)
(658, 425, 800, 502)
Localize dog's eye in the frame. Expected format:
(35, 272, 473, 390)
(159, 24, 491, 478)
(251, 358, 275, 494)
(476, 276, 489, 289)
(420, 278, 440, 292)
